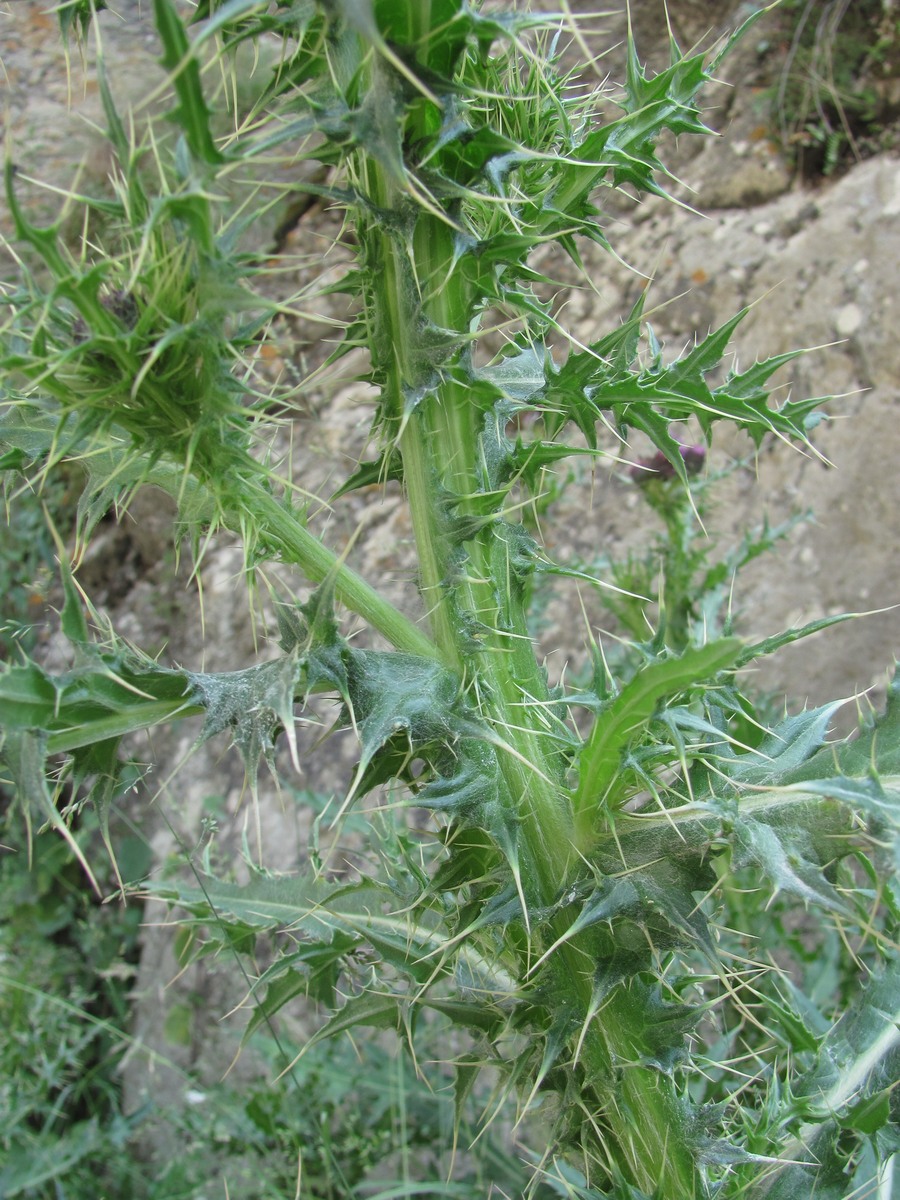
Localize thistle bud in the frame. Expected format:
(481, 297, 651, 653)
(72, 289, 139, 343)
(629, 443, 706, 484)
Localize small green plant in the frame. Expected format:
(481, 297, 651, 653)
(773, 0, 900, 176)
(2, 2, 899, 1197)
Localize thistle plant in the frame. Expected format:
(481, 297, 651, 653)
(1, 2, 899, 1197)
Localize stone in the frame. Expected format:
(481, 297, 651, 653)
(835, 304, 863, 337)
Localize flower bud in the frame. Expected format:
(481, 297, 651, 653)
(629, 443, 706, 484)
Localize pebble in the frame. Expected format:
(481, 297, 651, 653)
(834, 303, 863, 337)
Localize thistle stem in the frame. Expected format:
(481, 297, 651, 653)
(359, 67, 703, 1200)
(241, 480, 438, 660)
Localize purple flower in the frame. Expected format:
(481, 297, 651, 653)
(629, 443, 706, 484)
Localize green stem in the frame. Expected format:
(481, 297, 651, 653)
(349, 12, 705, 1195)
(241, 480, 438, 660)
(360, 90, 702, 1200)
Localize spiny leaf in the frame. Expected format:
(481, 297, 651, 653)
(331, 450, 403, 498)
(243, 933, 359, 1037)
(839, 1090, 892, 1136)
(702, 682, 900, 872)
(1, 729, 99, 892)
(731, 818, 850, 914)
(58, 544, 90, 646)
(421, 997, 503, 1035)
(551, 309, 823, 457)
(796, 961, 900, 1111)
(0, 650, 197, 753)
(530, 1007, 576, 1099)
(549, 35, 711, 212)
(599, 680, 900, 924)
(189, 652, 308, 777)
(738, 611, 861, 666)
(154, 0, 225, 166)
(190, 0, 322, 56)
(342, 649, 460, 798)
(56, 0, 107, 42)
(0, 406, 219, 549)
(720, 700, 848, 786)
(68, 735, 129, 892)
(762, 961, 900, 1199)
(474, 344, 547, 406)
(625, 979, 701, 1074)
(144, 872, 388, 936)
(575, 637, 742, 824)
(147, 868, 515, 1041)
(817, 665, 900, 780)
(297, 991, 410, 1061)
(453, 1055, 482, 1136)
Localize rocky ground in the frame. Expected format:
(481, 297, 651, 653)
(3, 0, 900, 1171)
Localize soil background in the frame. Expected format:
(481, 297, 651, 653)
(3, 0, 900, 1164)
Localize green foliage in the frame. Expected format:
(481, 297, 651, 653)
(1, 2, 898, 1197)
(772, 0, 900, 176)
(0, 463, 76, 658)
(0, 814, 141, 1199)
(0, 807, 537, 1199)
